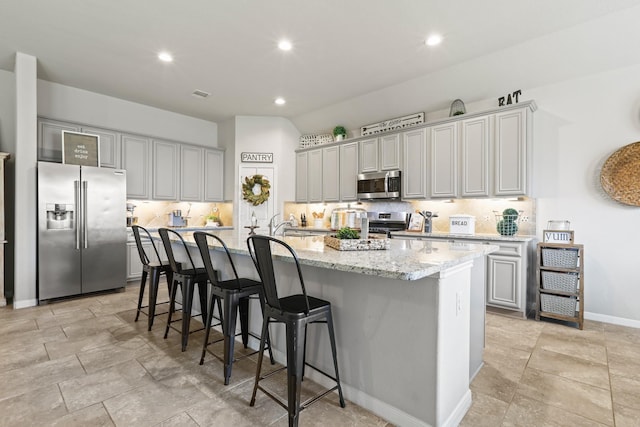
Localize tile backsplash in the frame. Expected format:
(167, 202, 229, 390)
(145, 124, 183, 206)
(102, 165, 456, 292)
(284, 197, 536, 235)
(127, 200, 234, 228)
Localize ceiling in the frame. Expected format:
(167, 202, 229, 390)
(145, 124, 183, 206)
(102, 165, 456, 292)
(1, 0, 640, 125)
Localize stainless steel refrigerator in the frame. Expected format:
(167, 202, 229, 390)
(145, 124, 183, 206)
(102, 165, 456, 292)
(37, 161, 127, 301)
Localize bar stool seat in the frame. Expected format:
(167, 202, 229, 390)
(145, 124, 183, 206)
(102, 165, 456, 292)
(194, 231, 274, 385)
(132, 225, 174, 331)
(159, 228, 212, 352)
(247, 235, 345, 427)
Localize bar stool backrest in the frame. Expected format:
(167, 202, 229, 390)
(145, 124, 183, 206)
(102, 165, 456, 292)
(247, 235, 311, 314)
(132, 225, 163, 267)
(158, 228, 198, 273)
(193, 231, 240, 286)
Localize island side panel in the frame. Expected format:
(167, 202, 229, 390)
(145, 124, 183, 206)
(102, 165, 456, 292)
(215, 247, 473, 427)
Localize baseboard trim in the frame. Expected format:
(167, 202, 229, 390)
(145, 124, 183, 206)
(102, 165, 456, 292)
(584, 311, 640, 329)
(13, 299, 38, 309)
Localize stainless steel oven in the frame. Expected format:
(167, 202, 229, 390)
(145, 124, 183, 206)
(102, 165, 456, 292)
(357, 170, 401, 200)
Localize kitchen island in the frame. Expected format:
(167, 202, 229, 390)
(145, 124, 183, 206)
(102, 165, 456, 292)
(160, 230, 497, 427)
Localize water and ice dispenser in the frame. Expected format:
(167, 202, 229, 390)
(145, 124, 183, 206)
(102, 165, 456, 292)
(45, 203, 75, 230)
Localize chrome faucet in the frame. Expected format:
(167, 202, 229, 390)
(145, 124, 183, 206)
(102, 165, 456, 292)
(268, 213, 291, 236)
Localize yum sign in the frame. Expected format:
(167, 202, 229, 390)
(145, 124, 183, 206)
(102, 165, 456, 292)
(543, 230, 574, 244)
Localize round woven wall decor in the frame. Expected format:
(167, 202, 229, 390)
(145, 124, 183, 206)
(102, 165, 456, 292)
(600, 141, 640, 206)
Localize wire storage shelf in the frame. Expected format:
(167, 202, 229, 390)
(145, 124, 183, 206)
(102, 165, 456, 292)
(541, 247, 579, 268)
(541, 294, 577, 316)
(541, 271, 578, 292)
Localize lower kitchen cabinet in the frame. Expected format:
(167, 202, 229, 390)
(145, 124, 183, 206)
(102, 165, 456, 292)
(392, 234, 534, 317)
(126, 239, 166, 281)
(127, 241, 149, 281)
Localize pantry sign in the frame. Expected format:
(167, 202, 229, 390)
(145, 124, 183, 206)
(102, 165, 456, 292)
(241, 152, 273, 163)
(62, 131, 100, 167)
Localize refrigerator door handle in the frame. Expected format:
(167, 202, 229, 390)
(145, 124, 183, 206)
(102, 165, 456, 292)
(75, 180, 81, 250)
(82, 180, 88, 249)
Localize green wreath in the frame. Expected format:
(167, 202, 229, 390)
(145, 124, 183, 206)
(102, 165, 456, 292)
(242, 174, 270, 206)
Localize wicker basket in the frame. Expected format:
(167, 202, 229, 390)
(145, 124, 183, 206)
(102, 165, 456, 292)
(541, 294, 577, 316)
(541, 271, 578, 293)
(299, 134, 317, 148)
(541, 247, 579, 268)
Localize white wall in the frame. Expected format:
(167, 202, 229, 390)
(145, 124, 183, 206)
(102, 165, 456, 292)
(38, 80, 218, 147)
(232, 116, 300, 226)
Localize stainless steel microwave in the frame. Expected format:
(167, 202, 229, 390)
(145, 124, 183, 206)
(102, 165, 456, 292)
(357, 170, 401, 200)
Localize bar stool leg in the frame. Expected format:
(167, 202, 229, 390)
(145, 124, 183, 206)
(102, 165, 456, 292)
(222, 294, 239, 385)
(326, 311, 345, 407)
(181, 276, 195, 351)
(239, 297, 250, 347)
(250, 316, 271, 407)
(286, 320, 306, 427)
(164, 278, 180, 339)
(147, 267, 161, 331)
(134, 270, 148, 322)
(200, 292, 218, 365)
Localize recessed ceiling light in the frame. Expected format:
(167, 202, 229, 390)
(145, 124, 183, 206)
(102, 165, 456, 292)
(425, 34, 442, 47)
(274, 97, 286, 105)
(158, 51, 173, 62)
(278, 40, 292, 51)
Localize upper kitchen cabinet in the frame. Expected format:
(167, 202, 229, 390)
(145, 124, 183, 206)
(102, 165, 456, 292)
(203, 148, 225, 202)
(307, 148, 323, 203)
(429, 122, 458, 198)
(494, 107, 530, 196)
(38, 119, 121, 168)
(180, 145, 203, 201)
(339, 142, 359, 201)
(81, 127, 120, 169)
(322, 145, 340, 202)
(38, 119, 80, 162)
(295, 152, 308, 202)
(122, 134, 151, 199)
(460, 116, 491, 197)
(359, 134, 401, 173)
(152, 140, 179, 201)
(402, 128, 427, 199)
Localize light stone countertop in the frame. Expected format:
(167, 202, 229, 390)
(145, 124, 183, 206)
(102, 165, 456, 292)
(155, 229, 498, 281)
(390, 230, 536, 242)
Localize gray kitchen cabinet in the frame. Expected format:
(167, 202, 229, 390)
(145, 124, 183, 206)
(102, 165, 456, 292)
(181, 145, 203, 201)
(38, 119, 121, 168)
(122, 134, 151, 199)
(359, 134, 401, 173)
(81, 126, 120, 169)
(307, 148, 323, 203)
(359, 138, 379, 173)
(322, 145, 340, 202)
(380, 134, 401, 171)
(391, 234, 533, 318)
(295, 151, 308, 202)
(339, 142, 359, 201)
(487, 246, 523, 310)
(126, 239, 166, 281)
(204, 148, 225, 202)
(37, 118, 80, 162)
(402, 128, 427, 199)
(460, 116, 490, 197)
(126, 241, 148, 280)
(430, 122, 458, 198)
(494, 107, 529, 196)
(152, 140, 179, 201)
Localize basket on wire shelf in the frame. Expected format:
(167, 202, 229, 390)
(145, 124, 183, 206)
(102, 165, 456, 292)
(493, 209, 523, 236)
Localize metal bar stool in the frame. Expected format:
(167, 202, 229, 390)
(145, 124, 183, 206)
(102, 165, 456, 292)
(194, 231, 274, 385)
(247, 235, 345, 427)
(159, 228, 213, 352)
(132, 225, 174, 331)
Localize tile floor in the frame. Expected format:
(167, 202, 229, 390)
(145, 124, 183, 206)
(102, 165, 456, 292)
(0, 284, 638, 426)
